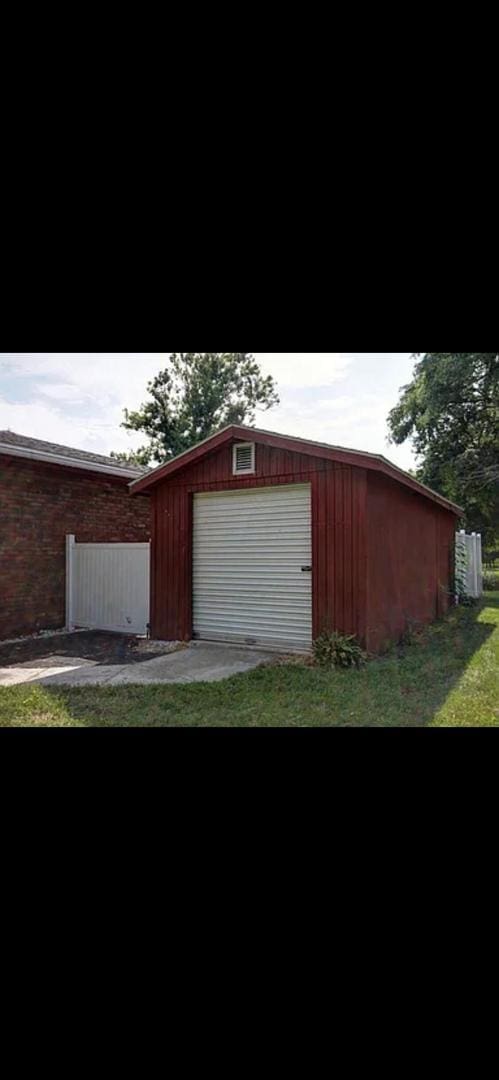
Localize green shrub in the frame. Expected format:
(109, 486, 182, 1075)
(483, 572, 499, 592)
(313, 631, 366, 669)
(458, 594, 479, 607)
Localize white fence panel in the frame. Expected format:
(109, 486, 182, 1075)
(67, 537, 150, 634)
(456, 531, 483, 599)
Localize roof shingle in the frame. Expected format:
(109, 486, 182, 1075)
(0, 430, 147, 476)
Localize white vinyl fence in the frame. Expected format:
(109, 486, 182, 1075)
(66, 536, 150, 635)
(456, 530, 483, 600)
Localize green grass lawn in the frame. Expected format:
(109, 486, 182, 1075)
(1, 593, 498, 727)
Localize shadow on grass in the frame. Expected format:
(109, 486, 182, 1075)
(3, 595, 498, 727)
(365, 594, 499, 727)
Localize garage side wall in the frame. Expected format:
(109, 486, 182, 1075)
(366, 471, 456, 653)
(0, 457, 151, 640)
(150, 441, 368, 644)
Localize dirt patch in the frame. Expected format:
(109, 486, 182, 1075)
(0, 630, 184, 669)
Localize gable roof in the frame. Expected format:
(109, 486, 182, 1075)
(0, 430, 147, 480)
(129, 424, 463, 515)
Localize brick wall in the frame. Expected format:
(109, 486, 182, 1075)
(0, 455, 151, 640)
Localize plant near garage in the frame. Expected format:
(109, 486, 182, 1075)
(112, 353, 279, 466)
(312, 631, 366, 669)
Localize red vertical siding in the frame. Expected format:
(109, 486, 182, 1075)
(366, 471, 456, 652)
(353, 467, 368, 644)
(149, 440, 368, 644)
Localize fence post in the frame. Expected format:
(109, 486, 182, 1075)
(147, 539, 152, 637)
(477, 533, 483, 596)
(471, 533, 483, 598)
(65, 534, 76, 631)
(455, 531, 466, 601)
(471, 534, 476, 597)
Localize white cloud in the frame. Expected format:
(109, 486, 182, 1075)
(0, 399, 93, 447)
(2, 353, 166, 403)
(311, 396, 356, 412)
(34, 382, 86, 404)
(256, 353, 352, 388)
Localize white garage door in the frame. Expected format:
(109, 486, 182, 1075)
(193, 484, 312, 650)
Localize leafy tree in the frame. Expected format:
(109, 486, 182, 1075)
(112, 353, 279, 466)
(388, 352, 499, 544)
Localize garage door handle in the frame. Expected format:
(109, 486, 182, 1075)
(301, 566, 312, 572)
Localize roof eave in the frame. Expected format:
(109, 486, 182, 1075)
(128, 424, 464, 515)
(0, 442, 143, 480)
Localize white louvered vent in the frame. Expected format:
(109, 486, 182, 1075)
(233, 442, 255, 475)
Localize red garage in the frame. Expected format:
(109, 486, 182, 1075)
(131, 425, 462, 653)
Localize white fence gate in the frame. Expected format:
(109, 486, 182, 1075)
(66, 536, 150, 635)
(456, 530, 483, 599)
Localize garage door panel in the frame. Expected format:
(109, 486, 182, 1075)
(194, 525, 309, 538)
(194, 615, 312, 632)
(194, 491, 309, 507)
(193, 587, 311, 600)
(194, 616, 311, 636)
(195, 542, 311, 553)
(193, 628, 310, 648)
(193, 484, 312, 649)
(194, 599, 311, 615)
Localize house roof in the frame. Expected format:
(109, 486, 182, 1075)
(0, 430, 147, 480)
(129, 424, 463, 515)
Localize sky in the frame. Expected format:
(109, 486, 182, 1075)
(0, 353, 418, 470)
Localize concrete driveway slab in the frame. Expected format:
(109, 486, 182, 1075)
(0, 642, 277, 687)
(0, 662, 96, 686)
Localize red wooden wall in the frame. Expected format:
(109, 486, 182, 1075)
(149, 440, 368, 643)
(366, 472, 456, 652)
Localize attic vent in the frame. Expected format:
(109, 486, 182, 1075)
(233, 442, 255, 475)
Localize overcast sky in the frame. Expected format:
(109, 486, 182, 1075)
(0, 353, 418, 469)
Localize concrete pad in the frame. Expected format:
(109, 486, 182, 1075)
(0, 664, 90, 686)
(0, 642, 277, 687)
(32, 663, 128, 687)
(104, 642, 277, 685)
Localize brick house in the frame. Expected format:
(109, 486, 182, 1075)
(0, 431, 151, 641)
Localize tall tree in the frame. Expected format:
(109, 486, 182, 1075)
(388, 352, 499, 544)
(112, 353, 279, 466)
